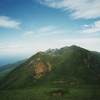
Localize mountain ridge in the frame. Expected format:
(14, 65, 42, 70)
(0, 45, 100, 90)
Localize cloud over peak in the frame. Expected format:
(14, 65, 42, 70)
(39, 0, 100, 19)
(0, 16, 21, 29)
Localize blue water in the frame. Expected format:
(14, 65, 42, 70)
(0, 55, 30, 67)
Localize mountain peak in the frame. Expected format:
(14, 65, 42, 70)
(37, 51, 45, 55)
(0, 45, 100, 90)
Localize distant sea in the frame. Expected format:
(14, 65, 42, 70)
(0, 56, 29, 67)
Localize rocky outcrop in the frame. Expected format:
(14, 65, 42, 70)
(52, 89, 66, 96)
(47, 61, 52, 71)
(34, 62, 47, 74)
(33, 61, 51, 79)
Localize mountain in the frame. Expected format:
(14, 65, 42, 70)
(0, 45, 100, 90)
(92, 51, 100, 57)
(0, 59, 27, 80)
(45, 48, 58, 53)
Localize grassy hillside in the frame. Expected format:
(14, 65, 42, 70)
(0, 46, 100, 90)
(0, 59, 27, 80)
(0, 85, 100, 100)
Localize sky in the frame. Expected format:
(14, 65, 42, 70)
(0, 0, 100, 65)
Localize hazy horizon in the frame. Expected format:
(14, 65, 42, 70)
(0, 0, 100, 66)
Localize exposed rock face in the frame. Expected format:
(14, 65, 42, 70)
(33, 61, 51, 79)
(47, 61, 52, 71)
(52, 90, 66, 96)
(34, 73, 44, 79)
(38, 52, 44, 55)
(34, 62, 47, 74)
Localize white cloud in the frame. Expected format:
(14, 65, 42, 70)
(22, 28, 55, 37)
(39, 0, 100, 19)
(23, 26, 63, 37)
(0, 16, 21, 29)
(59, 38, 100, 44)
(36, 26, 62, 37)
(23, 31, 34, 36)
(37, 26, 55, 33)
(57, 38, 100, 51)
(80, 20, 100, 34)
(0, 43, 21, 49)
(94, 20, 100, 28)
(83, 24, 90, 28)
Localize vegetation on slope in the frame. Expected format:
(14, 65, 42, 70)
(0, 45, 100, 90)
(0, 59, 27, 80)
(0, 85, 100, 100)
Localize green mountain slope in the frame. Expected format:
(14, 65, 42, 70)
(0, 59, 27, 80)
(0, 46, 100, 90)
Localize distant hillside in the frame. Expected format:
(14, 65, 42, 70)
(92, 51, 100, 57)
(0, 45, 100, 90)
(45, 48, 58, 53)
(45, 45, 80, 55)
(0, 59, 27, 80)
